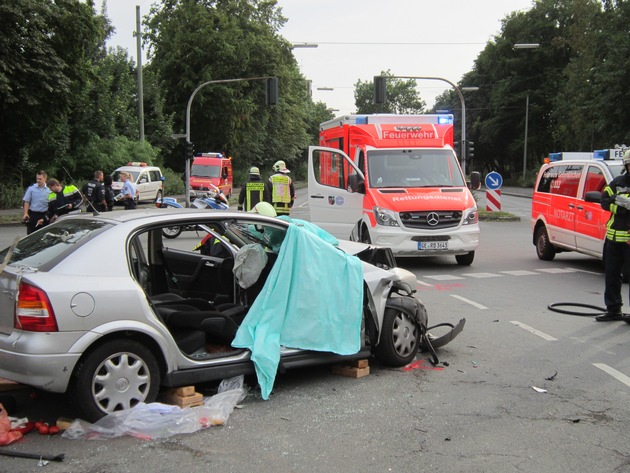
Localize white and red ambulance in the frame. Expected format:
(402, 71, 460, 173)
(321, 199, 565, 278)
(308, 114, 480, 265)
(531, 149, 626, 262)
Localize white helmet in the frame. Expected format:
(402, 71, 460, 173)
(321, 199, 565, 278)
(623, 149, 630, 167)
(249, 201, 277, 217)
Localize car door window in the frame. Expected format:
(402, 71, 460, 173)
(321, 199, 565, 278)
(582, 165, 606, 197)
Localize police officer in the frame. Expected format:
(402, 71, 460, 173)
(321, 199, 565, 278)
(265, 160, 295, 216)
(120, 172, 138, 210)
(22, 170, 51, 234)
(598, 149, 630, 321)
(82, 170, 106, 213)
(238, 166, 269, 212)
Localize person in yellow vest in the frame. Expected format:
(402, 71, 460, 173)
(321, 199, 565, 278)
(238, 166, 269, 212)
(265, 160, 295, 216)
(38, 178, 82, 226)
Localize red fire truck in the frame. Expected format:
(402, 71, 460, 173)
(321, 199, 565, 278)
(307, 114, 480, 265)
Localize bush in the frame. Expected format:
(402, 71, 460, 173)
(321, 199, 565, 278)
(0, 183, 25, 209)
(162, 167, 185, 196)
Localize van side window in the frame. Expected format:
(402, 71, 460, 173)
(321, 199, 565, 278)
(537, 164, 583, 197)
(582, 166, 606, 197)
(312, 149, 346, 190)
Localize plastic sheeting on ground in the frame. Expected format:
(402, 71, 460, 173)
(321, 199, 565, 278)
(231, 222, 364, 400)
(61, 376, 247, 440)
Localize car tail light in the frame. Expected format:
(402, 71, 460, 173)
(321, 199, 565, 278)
(15, 283, 58, 332)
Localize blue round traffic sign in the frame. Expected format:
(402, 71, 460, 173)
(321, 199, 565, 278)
(485, 172, 503, 190)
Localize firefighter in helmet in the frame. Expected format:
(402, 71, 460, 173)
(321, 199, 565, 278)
(598, 149, 630, 322)
(265, 160, 295, 216)
(238, 166, 269, 212)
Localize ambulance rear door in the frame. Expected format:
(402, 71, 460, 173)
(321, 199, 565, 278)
(308, 146, 364, 239)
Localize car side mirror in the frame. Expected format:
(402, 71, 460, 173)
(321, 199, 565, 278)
(585, 191, 602, 203)
(160, 176, 165, 182)
(347, 174, 365, 193)
(468, 171, 481, 190)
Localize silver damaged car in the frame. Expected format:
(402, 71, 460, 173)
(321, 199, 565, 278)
(0, 209, 464, 421)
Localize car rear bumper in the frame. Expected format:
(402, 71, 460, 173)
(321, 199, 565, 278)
(0, 349, 78, 392)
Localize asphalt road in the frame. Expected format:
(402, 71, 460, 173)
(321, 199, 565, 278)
(2, 193, 630, 472)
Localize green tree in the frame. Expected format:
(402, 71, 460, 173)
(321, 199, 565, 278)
(145, 0, 312, 177)
(354, 71, 426, 114)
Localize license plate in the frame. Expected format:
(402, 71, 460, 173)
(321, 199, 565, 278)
(418, 241, 448, 250)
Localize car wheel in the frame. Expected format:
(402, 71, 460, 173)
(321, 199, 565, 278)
(455, 251, 474, 266)
(374, 307, 419, 366)
(535, 226, 556, 261)
(71, 340, 160, 422)
(162, 226, 182, 239)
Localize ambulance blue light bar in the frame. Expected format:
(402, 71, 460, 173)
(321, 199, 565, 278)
(437, 115, 453, 124)
(593, 150, 608, 160)
(549, 152, 562, 162)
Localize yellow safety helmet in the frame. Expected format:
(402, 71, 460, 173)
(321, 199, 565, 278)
(249, 201, 277, 217)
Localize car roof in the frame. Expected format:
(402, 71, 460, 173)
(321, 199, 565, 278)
(114, 165, 162, 172)
(66, 208, 284, 226)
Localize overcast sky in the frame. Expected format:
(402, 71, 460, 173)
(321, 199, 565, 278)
(104, 0, 535, 115)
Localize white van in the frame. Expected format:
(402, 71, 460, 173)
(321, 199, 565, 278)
(111, 163, 164, 203)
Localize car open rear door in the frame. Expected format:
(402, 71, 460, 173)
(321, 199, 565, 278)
(308, 146, 364, 239)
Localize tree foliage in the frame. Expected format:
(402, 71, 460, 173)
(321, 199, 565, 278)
(144, 0, 313, 177)
(355, 71, 426, 114)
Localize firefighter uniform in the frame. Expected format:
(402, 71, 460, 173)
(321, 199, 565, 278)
(45, 180, 83, 224)
(238, 167, 269, 212)
(599, 150, 630, 321)
(265, 160, 295, 216)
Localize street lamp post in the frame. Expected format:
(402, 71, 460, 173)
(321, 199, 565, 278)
(513, 43, 540, 181)
(375, 75, 476, 176)
(184, 76, 276, 206)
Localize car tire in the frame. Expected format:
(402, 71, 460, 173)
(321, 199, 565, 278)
(535, 226, 556, 261)
(374, 307, 419, 366)
(70, 340, 160, 422)
(162, 226, 182, 239)
(455, 251, 475, 266)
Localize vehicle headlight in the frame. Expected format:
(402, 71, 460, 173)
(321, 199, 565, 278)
(373, 206, 399, 226)
(463, 206, 478, 225)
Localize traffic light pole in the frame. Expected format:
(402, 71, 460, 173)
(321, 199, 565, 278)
(184, 76, 278, 206)
(374, 75, 468, 176)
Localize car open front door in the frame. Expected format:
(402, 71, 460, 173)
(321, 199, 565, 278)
(308, 146, 364, 240)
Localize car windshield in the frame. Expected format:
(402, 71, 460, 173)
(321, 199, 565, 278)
(0, 220, 112, 270)
(112, 170, 140, 181)
(191, 164, 221, 178)
(367, 149, 466, 188)
(608, 163, 624, 179)
(225, 220, 287, 253)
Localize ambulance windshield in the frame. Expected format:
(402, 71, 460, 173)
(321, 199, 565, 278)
(191, 164, 221, 178)
(367, 149, 465, 188)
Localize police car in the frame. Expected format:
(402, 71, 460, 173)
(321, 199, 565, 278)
(111, 162, 164, 203)
(531, 149, 626, 262)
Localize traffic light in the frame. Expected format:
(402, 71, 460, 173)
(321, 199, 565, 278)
(374, 76, 387, 104)
(185, 141, 195, 159)
(467, 140, 475, 160)
(453, 140, 461, 156)
(266, 77, 279, 105)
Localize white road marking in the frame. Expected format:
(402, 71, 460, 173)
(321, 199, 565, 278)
(424, 274, 465, 281)
(461, 272, 501, 278)
(450, 294, 488, 310)
(536, 268, 579, 274)
(593, 363, 630, 388)
(416, 279, 434, 287)
(500, 270, 538, 276)
(510, 321, 558, 341)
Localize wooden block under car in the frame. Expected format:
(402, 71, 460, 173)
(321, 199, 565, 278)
(172, 386, 196, 397)
(331, 359, 370, 378)
(163, 388, 204, 408)
(56, 417, 74, 431)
